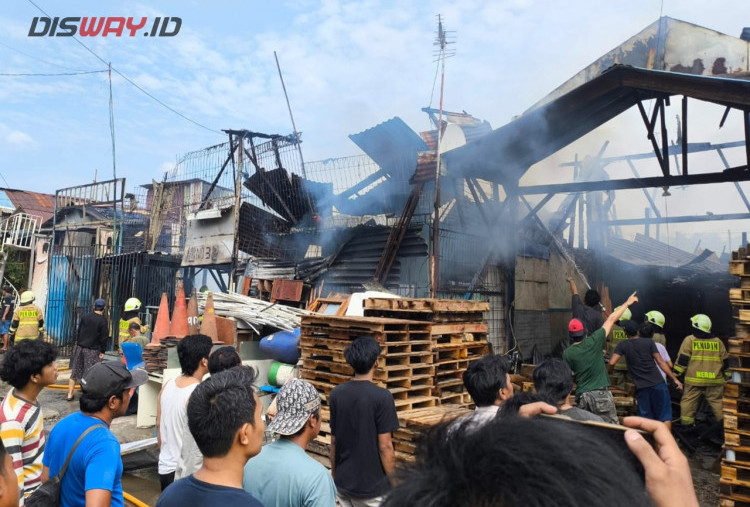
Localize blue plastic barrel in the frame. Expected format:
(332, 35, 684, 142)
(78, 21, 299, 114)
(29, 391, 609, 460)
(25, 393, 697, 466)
(259, 328, 301, 364)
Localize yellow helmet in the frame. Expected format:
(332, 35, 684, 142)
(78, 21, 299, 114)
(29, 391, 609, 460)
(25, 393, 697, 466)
(645, 310, 665, 329)
(20, 291, 35, 304)
(615, 306, 631, 322)
(691, 314, 711, 334)
(124, 297, 142, 312)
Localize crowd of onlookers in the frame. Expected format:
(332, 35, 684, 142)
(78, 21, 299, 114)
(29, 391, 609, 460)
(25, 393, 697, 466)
(0, 320, 702, 506)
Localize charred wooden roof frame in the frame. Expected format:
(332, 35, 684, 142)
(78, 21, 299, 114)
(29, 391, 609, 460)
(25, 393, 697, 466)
(444, 64, 750, 189)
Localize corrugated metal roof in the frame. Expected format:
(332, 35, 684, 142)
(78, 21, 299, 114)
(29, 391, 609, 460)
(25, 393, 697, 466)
(607, 233, 724, 273)
(1, 188, 55, 224)
(349, 117, 429, 174)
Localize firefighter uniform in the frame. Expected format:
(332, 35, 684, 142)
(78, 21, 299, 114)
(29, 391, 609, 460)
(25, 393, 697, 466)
(10, 303, 44, 341)
(607, 323, 629, 388)
(674, 334, 729, 425)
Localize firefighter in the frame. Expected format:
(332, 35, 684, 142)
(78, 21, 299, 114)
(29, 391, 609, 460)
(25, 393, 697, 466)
(9, 290, 44, 342)
(646, 310, 667, 347)
(673, 314, 729, 426)
(119, 297, 145, 346)
(607, 307, 631, 389)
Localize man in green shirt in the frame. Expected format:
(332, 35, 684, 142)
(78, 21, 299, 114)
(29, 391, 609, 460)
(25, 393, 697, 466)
(563, 291, 638, 425)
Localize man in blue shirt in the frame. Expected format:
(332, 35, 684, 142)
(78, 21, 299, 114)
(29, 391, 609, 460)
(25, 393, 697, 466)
(43, 361, 147, 507)
(243, 378, 336, 506)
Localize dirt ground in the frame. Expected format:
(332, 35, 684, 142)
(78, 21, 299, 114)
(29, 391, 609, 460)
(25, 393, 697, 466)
(686, 441, 721, 506)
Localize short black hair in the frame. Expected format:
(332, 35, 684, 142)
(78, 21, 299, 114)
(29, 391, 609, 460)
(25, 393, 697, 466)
(383, 416, 649, 507)
(639, 321, 654, 338)
(177, 334, 213, 376)
(533, 358, 573, 406)
(79, 390, 125, 414)
(622, 320, 638, 337)
(462, 355, 509, 407)
(208, 346, 241, 375)
(0, 339, 57, 389)
(187, 365, 258, 458)
(128, 321, 141, 331)
(584, 289, 601, 308)
(344, 336, 381, 375)
(496, 392, 544, 418)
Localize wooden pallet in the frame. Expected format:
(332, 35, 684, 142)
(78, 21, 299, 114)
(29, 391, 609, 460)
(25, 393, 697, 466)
(725, 398, 750, 415)
(721, 479, 750, 504)
(727, 384, 750, 399)
(301, 315, 431, 336)
(727, 431, 750, 449)
(731, 339, 750, 354)
(725, 413, 750, 432)
(726, 446, 750, 466)
(364, 298, 489, 313)
(300, 336, 432, 355)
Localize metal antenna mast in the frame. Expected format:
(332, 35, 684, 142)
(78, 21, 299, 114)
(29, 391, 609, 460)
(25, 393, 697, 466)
(430, 15, 454, 297)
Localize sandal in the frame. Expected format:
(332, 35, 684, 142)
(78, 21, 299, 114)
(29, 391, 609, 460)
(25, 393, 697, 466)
(66, 396, 74, 402)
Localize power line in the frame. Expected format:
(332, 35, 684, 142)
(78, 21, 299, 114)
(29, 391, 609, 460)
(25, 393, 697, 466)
(24, 0, 222, 135)
(0, 39, 96, 72)
(0, 70, 107, 76)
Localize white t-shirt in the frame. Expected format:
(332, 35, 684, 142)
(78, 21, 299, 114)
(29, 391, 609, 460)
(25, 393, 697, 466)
(158, 378, 199, 474)
(654, 342, 671, 382)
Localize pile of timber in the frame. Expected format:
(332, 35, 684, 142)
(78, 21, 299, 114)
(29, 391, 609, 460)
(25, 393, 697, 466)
(364, 298, 491, 405)
(299, 315, 439, 452)
(196, 291, 311, 332)
(722, 247, 750, 505)
(392, 406, 471, 462)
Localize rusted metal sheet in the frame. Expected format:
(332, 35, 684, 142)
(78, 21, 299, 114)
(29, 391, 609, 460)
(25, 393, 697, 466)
(531, 17, 750, 110)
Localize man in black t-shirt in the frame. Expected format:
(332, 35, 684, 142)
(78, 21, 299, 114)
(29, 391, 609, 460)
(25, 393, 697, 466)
(608, 321, 682, 429)
(330, 336, 399, 506)
(0, 287, 12, 352)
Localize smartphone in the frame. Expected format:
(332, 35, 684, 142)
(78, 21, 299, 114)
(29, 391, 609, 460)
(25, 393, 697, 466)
(539, 414, 654, 481)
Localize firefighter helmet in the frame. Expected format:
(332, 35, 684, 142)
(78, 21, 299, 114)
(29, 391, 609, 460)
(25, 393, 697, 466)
(124, 298, 142, 312)
(646, 310, 665, 329)
(690, 314, 712, 334)
(615, 306, 632, 322)
(20, 291, 34, 304)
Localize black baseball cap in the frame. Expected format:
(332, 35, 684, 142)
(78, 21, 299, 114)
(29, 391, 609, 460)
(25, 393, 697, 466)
(80, 361, 148, 398)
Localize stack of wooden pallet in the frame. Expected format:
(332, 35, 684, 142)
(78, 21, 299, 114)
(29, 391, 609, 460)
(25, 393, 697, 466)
(722, 248, 750, 505)
(299, 314, 439, 452)
(364, 298, 492, 405)
(392, 406, 471, 462)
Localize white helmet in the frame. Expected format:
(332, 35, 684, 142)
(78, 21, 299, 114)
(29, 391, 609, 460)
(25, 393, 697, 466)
(124, 297, 142, 312)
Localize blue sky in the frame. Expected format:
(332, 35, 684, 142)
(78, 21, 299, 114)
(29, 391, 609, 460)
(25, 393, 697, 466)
(2, 0, 750, 252)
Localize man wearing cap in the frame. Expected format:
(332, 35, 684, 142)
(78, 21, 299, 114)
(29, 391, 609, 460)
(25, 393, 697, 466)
(242, 378, 336, 506)
(67, 298, 109, 402)
(43, 361, 148, 507)
(563, 292, 638, 424)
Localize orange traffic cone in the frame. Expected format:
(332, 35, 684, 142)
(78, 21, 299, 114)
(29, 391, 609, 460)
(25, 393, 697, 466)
(170, 283, 188, 339)
(201, 292, 218, 342)
(187, 288, 199, 335)
(151, 292, 171, 344)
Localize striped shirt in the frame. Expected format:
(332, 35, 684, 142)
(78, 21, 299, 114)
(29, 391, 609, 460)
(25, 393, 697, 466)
(0, 388, 45, 505)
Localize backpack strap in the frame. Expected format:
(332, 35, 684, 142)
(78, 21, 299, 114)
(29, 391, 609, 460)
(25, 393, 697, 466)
(56, 424, 106, 479)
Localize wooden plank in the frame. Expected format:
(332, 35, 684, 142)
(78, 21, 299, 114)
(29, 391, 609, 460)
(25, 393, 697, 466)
(430, 322, 489, 335)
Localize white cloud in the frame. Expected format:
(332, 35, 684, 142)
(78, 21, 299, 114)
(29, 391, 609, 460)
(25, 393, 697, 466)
(6, 130, 33, 146)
